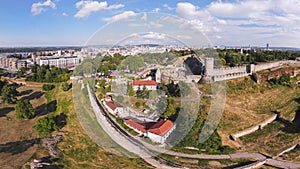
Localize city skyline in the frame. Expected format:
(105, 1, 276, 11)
(1, 0, 300, 47)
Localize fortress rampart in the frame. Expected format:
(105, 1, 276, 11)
(202, 58, 300, 83)
(230, 114, 278, 141)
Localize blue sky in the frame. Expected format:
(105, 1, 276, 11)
(0, 0, 300, 47)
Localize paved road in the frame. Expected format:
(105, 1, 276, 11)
(266, 159, 300, 169)
(134, 136, 266, 160)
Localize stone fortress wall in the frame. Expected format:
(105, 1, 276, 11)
(230, 114, 278, 141)
(203, 57, 300, 82)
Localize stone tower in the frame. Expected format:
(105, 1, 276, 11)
(204, 57, 214, 76)
(155, 68, 161, 83)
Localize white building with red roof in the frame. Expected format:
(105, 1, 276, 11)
(123, 119, 176, 144)
(132, 80, 157, 91)
(146, 119, 176, 144)
(103, 95, 125, 117)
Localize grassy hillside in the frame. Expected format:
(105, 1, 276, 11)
(35, 83, 152, 168)
(218, 72, 300, 156)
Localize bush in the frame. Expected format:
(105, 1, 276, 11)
(135, 101, 141, 108)
(34, 116, 59, 135)
(115, 95, 124, 103)
(42, 84, 55, 91)
(62, 82, 70, 91)
(1, 84, 18, 104)
(15, 99, 35, 119)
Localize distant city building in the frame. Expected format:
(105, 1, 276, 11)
(17, 60, 27, 69)
(37, 56, 81, 68)
(267, 43, 270, 50)
(0, 56, 27, 71)
(9, 58, 18, 71)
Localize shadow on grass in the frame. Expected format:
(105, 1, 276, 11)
(277, 111, 300, 133)
(21, 91, 44, 101)
(35, 100, 57, 117)
(0, 138, 40, 155)
(222, 160, 255, 169)
(18, 89, 33, 96)
(0, 107, 14, 117)
(38, 156, 64, 169)
(55, 113, 67, 128)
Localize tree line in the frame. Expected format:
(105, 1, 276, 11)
(26, 65, 70, 82)
(217, 49, 300, 67)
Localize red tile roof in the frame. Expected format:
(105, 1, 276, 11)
(105, 95, 112, 101)
(148, 120, 174, 136)
(132, 80, 156, 86)
(105, 101, 117, 111)
(124, 119, 147, 133)
(123, 119, 174, 136)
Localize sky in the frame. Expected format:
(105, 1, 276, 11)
(0, 0, 300, 47)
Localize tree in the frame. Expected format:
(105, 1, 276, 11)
(62, 82, 70, 91)
(120, 56, 146, 72)
(34, 116, 59, 135)
(98, 64, 109, 75)
(0, 80, 8, 95)
(220, 58, 226, 65)
(136, 85, 149, 99)
(2, 84, 18, 103)
(135, 101, 141, 108)
(17, 67, 26, 78)
(45, 70, 52, 82)
(15, 99, 35, 119)
(128, 84, 135, 96)
(30, 65, 37, 74)
(42, 84, 55, 91)
(115, 95, 124, 103)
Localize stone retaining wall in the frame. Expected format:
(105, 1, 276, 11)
(230, 114, 278, 141)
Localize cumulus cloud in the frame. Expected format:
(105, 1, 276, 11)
(153, 8, 160, 13)
(142, 32, 166, 40)
(163, 4, 174, 10)
(104, 11, 137, 22)
(175, 0, 300, 46)
(31, 0, 56, 16)
(141, 12, 147, 21)
(74, 0, 124, 19)
(62, 12, 68, 16)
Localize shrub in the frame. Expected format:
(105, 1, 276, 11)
(34, 116, 59, 135)
(135, 101, 141, 108)
(42, 84, 55, 91)
(15, 99, 35, 119)
(1, 84, 18, 104)
(62, 82, 70, 91)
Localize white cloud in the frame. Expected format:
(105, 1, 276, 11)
(62, 12, 68, 16)
(104, 11, 137, 22)
(176, 2, 199, 18)
(163, 4, 173, 10)
(31, 0, 56, 16)
(74, 1, 124, 19)
(142, 32, 166, 40)
(175, 0, 300, 47)
(153, 8, 160, 13)
(176, 2, 211, 20)
(141, 12, 147, 21)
